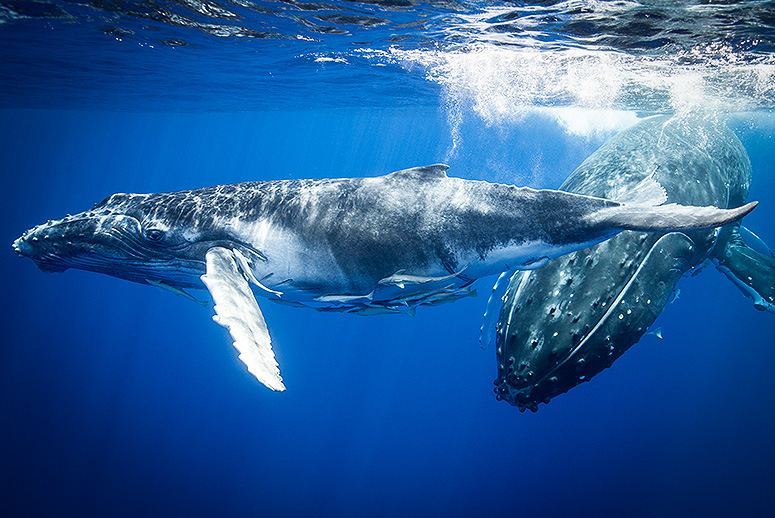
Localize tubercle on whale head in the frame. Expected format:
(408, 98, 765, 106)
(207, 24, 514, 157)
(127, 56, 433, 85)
(493, 351, 614, 413)
(13, 211, 141, 268)
(494, 231, 698, 412)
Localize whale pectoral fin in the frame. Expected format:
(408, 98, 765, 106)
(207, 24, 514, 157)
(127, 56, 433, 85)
(201, 247, 286, 391)
(713, 224, 775, 314)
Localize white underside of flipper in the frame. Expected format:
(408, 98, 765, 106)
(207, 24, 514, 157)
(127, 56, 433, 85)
(201, 246, 286, 391)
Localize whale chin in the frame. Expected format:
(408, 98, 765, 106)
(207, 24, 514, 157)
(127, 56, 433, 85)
(35, 261, 69, 273)
(13, 238, 68, 273)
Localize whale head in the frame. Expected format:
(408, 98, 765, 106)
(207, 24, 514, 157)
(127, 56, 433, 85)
(493, 230, 705, 412)
(12, 190, 260, 289)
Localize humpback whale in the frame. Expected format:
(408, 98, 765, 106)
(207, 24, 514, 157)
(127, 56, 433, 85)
(13, 164, 757, 392)
(493, 115, 775, 412)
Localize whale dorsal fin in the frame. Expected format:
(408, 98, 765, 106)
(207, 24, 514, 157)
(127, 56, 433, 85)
(201, 246, 286, 391)
(387, 164, 449, 180)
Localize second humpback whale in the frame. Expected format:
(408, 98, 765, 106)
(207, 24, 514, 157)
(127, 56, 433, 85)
(493, 115, 775, 412)
(13, 164, 757, 392)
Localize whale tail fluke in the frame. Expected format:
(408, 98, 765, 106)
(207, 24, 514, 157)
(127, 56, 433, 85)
(589, 201, 758, 233)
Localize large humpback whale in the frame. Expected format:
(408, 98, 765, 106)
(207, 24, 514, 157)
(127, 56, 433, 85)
(494, 115, 774, 412)
(13, 164, 757, 392)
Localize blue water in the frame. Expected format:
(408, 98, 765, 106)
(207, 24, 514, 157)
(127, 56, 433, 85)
(2, 2, 775, 517)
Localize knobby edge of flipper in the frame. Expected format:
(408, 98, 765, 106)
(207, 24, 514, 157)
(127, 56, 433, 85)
(713, 224, 775, 314)
(201, 246, 286, 391)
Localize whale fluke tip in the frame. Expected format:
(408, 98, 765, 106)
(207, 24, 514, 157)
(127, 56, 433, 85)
(591, 200, 758, 233)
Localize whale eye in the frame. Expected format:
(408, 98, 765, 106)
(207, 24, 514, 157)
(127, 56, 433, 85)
(145, 228, 164, 242)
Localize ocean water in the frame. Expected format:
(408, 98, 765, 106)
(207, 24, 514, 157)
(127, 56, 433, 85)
(2, 2, 775, 517)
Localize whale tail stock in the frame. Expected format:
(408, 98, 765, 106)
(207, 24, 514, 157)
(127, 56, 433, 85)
(588, 201, 758, 233)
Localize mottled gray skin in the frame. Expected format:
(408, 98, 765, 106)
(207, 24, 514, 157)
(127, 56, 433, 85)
(495, 115, 773, 412)
(14, 165, 672, 310)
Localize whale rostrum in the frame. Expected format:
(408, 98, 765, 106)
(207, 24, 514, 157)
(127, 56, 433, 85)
(13, 164, 757, 391)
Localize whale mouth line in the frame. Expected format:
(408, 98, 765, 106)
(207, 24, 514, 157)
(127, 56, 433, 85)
(34, 259, 69, 273)
(21, 244, 205, 283)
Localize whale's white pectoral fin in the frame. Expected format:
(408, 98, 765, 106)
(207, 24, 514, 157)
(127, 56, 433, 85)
(201, 246, 286, 391)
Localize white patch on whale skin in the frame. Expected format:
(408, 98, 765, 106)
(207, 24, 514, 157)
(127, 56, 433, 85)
(182, 228, 201, 242)
(225, 216, 347, 296)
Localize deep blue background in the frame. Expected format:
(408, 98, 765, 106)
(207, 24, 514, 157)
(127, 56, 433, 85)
(2, 107, 774, 517)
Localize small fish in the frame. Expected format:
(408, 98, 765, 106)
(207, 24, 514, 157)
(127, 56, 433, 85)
(645, 327, 663, 339)
(146, 279, 208, 307)
(669, 288, 681, 304)
(378, 266, 468, 289)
